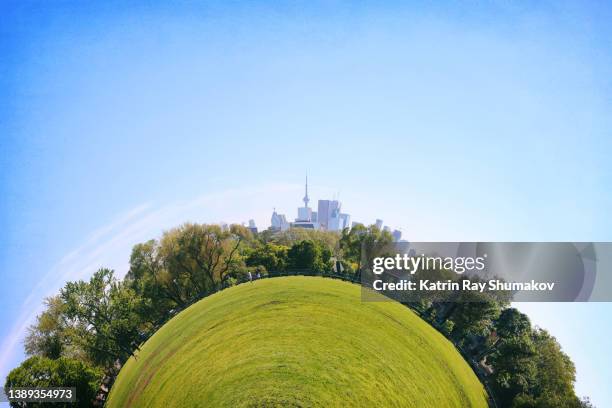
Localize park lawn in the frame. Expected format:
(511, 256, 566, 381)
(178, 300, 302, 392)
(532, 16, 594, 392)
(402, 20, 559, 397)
(107, 276, 488, 407)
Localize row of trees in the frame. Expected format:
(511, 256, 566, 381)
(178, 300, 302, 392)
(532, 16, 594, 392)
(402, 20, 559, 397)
(5, 223, 591, 407)
(419, 299, 589, 407)
(4, 223, 353, 406)
(390, 264, 591, 408)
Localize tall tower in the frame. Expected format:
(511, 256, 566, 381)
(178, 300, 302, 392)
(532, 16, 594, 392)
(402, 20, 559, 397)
(296, 174, 313, 223)
(303, 175, 310, 208)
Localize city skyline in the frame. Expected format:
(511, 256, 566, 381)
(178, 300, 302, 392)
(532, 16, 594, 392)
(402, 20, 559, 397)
(270, 176, 350, 231)
(268, 176, 402, 240)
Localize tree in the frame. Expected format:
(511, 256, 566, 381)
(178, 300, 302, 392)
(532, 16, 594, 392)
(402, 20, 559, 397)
(579, 397, 596, 408)
(489, 324, 583, 407)
(61, 269, 151, 366)
(446, 291, 501, 345)
(25, 297, 68, 360)
(246, 243, 289, 273)
(476, 308, 531, 360)
(528, 329, 581, 407)
(125, 223, 252, 312)
(125, 240, 177, 323)
(496, 308, 532, 341)
(489, 336, 537, 406)
(440, 320, 454, 337)
(265, 229, 340, 256)
(339, 224, 393, 279)
(162, 224, 249, 294)
(287, 240, 332, 273)
(4, 356, 102, 408)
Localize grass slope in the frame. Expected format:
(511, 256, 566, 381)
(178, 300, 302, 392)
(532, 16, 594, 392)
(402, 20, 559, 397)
(107, 277, 488, 407)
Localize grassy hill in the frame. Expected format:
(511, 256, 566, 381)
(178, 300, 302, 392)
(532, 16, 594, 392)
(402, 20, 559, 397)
(107, 276, 488, 407)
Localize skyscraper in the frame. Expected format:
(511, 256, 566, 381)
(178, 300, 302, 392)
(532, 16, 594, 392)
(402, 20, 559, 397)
(296, 175, 313, 222)
(375, 219, 383, 230)
(317, 199, 330, 229)
(318, 199, 342, 231)
(339, 213, 350, 231)
(271, 209, 289, 231)
(293, 176, 317, 229)
(269, 176, 351, 232)
(248, 219, 258, 234)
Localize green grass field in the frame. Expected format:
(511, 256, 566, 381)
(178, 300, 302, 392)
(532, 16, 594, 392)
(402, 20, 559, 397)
(107, 276, 488, 407)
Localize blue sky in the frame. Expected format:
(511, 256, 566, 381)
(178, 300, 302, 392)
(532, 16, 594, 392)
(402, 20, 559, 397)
(1, 1, 611, 405)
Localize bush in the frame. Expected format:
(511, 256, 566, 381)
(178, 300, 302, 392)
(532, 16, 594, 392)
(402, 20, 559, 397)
(441, 320, 455, 337)
(4, 356, 102, 408)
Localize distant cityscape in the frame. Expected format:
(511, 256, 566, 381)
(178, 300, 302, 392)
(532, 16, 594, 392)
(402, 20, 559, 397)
(241, 177, 403, 242)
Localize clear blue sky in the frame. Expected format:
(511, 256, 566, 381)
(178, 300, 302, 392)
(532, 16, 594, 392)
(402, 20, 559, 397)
(1, 1, 611, 405)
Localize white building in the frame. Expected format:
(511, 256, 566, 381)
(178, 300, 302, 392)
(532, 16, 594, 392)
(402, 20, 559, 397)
(268, 176, 353, 232)
(293, 176, 318, 229)
(339, 213, 351, 231)
(296, 176, 313, 221)
(271, 210, 289, 231)
(318, 199, 345, 231)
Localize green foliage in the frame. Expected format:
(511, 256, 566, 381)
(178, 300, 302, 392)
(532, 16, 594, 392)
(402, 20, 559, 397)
(496, 308, 532, 341)
(490, 336, 537, 405)
(579, 397, 595, 408)
(6, 222, 589, 408)
(528, 329, 580, 407)
(488, 317, 583, 408)
(265, 229, 340, 255)
(25, 297, 68, 360)
(512, 392, 583, 408)
(126, 223, 250, 309)
(124, 240, 176, 324)
(339, 224, 394, 277)
(4, 356, 102, 408)
(61, 268, 151, 366)
(287, 239, 332, 273)
(448, 292, 501, 342)
(246, 243, 289, 272)
(441, 319, 455, 336)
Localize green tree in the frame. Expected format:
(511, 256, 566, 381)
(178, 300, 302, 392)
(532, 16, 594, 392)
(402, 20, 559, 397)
(61, 269, 151, 366)
(287, 240, 332, 273)
(266, 229, 340, 255)
(163, 224, 248, 304)
(246, 243, 289, 273)
(579, 397, 596, 408)
(473, 307, 531, 362)
(125, 223, 251, 311)
(527, 329, 581, 407)
(125, 240, 177, 323)
(447, 291, 501, 344)
(25, 297, 68, 360)
(4, 356, 102, 408)
(339, 224, 393, 279)
(496, 308, 532, 341)
(489, 336, 537, 406)
(440, 319, 454, 337)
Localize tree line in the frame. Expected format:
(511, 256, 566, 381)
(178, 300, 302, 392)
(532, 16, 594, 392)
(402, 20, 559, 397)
(4, 223, 593, 407)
